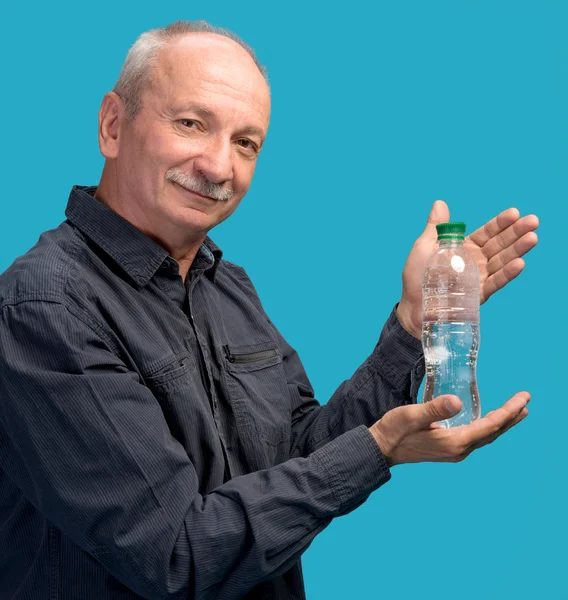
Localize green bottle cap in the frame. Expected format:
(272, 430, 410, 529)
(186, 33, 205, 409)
(436, 221, 466, 240)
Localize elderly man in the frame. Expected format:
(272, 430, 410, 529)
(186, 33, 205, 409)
(0, 20, 538, 600)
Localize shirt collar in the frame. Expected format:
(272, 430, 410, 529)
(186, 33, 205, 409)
(65, 186, 223, 286)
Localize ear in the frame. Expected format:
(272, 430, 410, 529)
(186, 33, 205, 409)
(98, 92, 125, 159)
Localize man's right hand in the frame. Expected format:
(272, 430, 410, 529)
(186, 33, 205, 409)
(369, 392, 530, 466)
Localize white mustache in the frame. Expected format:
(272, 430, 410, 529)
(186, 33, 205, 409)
(166, 169, 234, 202)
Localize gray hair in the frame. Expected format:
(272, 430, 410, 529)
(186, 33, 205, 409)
(113, 20, 268, 119)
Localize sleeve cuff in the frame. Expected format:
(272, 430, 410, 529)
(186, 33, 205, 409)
(370, 304, 425, 395)
(312, 425, 391, 517)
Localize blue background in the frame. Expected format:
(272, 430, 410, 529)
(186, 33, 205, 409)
(2, 1, 566, 598)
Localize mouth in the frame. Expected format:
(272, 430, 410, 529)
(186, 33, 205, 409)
(172, 181, 217, 202)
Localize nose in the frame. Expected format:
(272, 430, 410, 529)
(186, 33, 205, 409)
(193, 135, 234, 185)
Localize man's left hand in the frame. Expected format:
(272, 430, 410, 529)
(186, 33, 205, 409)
(396, 200, 539, 339)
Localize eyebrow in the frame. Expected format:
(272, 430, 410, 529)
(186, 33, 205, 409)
(238, 126, 265, 146)
(170, 103, 214, 118)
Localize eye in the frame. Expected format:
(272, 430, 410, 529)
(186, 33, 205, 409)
(180, 119, 198, 129)
(236, 139, 258, 152)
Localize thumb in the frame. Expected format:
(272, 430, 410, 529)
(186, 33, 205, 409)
(423, 200, 450, 240)
(417, 395, 462, 428)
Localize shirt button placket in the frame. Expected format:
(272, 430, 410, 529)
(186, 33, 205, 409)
(186, 277, 231, 478)
(187, 280, 218, 414)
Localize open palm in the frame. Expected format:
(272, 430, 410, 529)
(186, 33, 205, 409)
(398, 200, 539, 338)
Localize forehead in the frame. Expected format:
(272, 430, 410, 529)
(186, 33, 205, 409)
(148, 34, 270, 126)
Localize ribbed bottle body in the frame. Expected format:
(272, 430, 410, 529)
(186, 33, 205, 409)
(421, 240, 480, 427)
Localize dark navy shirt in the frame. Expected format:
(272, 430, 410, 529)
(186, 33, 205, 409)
(0, 186, 425, 599)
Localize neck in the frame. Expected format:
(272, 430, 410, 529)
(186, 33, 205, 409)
(438, 238, 463, 247)
(96, 164, 205, 281)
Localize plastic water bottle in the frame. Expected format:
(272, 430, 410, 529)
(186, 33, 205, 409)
(421, 222, 481, 427)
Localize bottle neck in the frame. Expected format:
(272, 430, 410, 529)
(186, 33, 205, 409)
(438, 237, 464, 247)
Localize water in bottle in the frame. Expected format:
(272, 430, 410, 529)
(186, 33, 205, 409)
(421, 222, 481, 427)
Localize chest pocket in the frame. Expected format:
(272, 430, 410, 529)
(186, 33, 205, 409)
(222, 341, 291, 470)
(142, 352, 195, 387)
(140, 351, 201, 447)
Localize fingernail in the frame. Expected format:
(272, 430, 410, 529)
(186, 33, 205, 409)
(444, 397, 454, 412)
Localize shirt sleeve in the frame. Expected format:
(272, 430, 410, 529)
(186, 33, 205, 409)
(0, 300, 390, 600)
(275, 305, 425, 458)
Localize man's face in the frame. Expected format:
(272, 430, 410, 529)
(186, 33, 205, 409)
(115, 34, 271, 241)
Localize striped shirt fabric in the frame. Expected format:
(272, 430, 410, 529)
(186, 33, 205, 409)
(0, 186, 425, 599)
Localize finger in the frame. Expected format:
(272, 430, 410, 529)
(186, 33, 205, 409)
(423, 200, 451, 240)
(476, 392, 531, 422)
(483, 391, 531, 424)
(479, 214, 540, 261)
(496, 407, 529, 437)
(481, 406, 529, 441)
(486, 231, 538, 277)
(468, 408, 529, 453)
(414, 395, 462, 429)
(467, 208, 521, 248)
(460, 392, 530, 446)
(481, 258, 525, 303)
